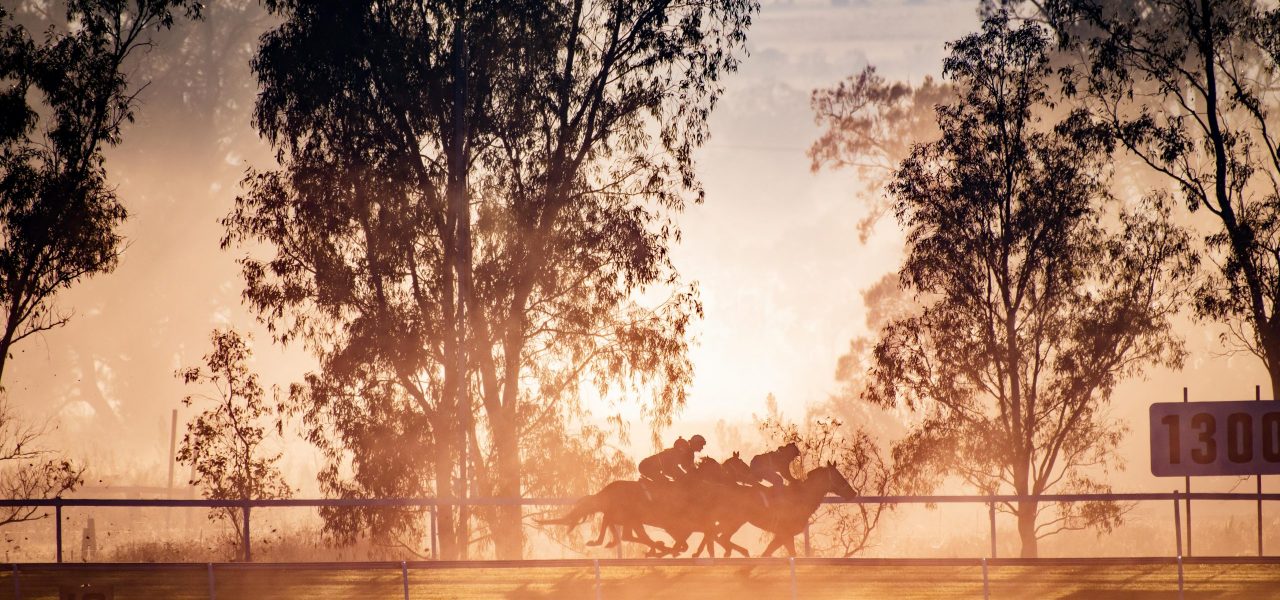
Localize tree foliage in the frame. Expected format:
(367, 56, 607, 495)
(867, 12, 1196, 558)
(0, 400, 81, 528)
(809, 66, 949, 242)
(1045, 0, 1280, 400)
(177, 328, 291, 555)
(227, 0, 756, 559)
(0, 0, 200, 384)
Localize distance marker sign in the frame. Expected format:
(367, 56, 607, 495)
(1150, 401, 1280, 477)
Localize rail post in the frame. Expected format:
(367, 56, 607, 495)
(982, 557, 989, 600)
(55, 502, 62, 563)
(402, 560, 409, 600)
(803, 522, 811, 557)
(241, 503, 251, 562)
(208, 562, 216, 600)
(594, 558, 602, 600)
(429, 504, 438, 559)
(788, 556, 797, 600)
(988, 502, 997, 558)
(12, 563, 18, 600)
(1174, 490, 1184, 600)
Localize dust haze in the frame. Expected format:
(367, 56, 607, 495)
(1, 0, 1273, 563)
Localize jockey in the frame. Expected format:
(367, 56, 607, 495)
(638, 434, 706, 481)
(748, 442, 801, 487)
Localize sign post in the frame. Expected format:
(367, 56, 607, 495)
(1259, 385, 1265, 557)
(1183, 387, 1191, 557)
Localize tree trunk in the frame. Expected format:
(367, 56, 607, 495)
(1265, 336, 1280, 401)
(433, 452, 460, 560)
(445, 2, 473, 560)
(0, 312, 21, 388)
(492, 409, 523, 559)
(1017, 498, 1038, 558)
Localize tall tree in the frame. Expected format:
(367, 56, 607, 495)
(868, 13, 1195, 557)
(228, 0, 755, 559)
(177, 328, 292, 556)
(1044, 0, 1280, 401)
(0, 0, 201, 385)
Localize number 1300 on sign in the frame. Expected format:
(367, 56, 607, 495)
(1150, 401, 1280, 477)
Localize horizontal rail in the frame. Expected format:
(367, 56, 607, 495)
(9, 490, 1280, 508)
(8, 556, 1280, 571)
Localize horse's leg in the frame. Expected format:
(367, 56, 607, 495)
(591, 504, 631, 547)
(587, 515, 608, 547)
(761, 535, 786, 557)
(718, 532, 749, 558)
(669, 531, 692, 556)
(622, 523, 668, 555)
(784, 537, 797, 557)
(693, 532, 715, 558)
(715, 521, 748, 557)
(625, 525, 655, 546)
(644, 530, 681, 558)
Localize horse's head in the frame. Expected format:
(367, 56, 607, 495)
(722, 452, 753, 485)
(809, 461, 857, 499)
(694, 457, 729, 483)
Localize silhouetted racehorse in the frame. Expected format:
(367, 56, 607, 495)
(537, 457, 749, 556)
(702, 462, 858, 557)
(722, 452, 752, 484)
(541, 459, 857, 558)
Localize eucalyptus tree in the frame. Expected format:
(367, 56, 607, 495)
(229, 0, 756, 559)
(0, 0, 201, 385)
(868, 13, 1196, 557)
(0, 0, 199, 518)
(1040, 0, 1280, 401)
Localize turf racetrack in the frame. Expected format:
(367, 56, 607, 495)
(2, 558, 1279, 599)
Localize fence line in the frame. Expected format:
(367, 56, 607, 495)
(9, 490, 1280, 508)
(6, 490, 1277, 564)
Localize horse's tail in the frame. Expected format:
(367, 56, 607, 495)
(535, 494, 602, 530)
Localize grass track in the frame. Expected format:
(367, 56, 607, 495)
(0, 563, 1277, 599)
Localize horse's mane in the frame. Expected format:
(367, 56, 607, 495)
(803, 462, 840, 480)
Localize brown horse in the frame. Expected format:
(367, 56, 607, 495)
(722, 452, 753, 485)
(538, 456, 753, 556)
(706, 462, 858, 557)
(594, 457, 736, 555)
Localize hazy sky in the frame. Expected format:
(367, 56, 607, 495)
(8, 0, 1274, 493)
(676, 0, 980, 424)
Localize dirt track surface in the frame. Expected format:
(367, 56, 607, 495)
(2, 561, 1278, 599)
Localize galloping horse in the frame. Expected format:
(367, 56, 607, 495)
(706, 462, 858, 557)
(722, 452, 752, 485)
(537, 457, 746, 556)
